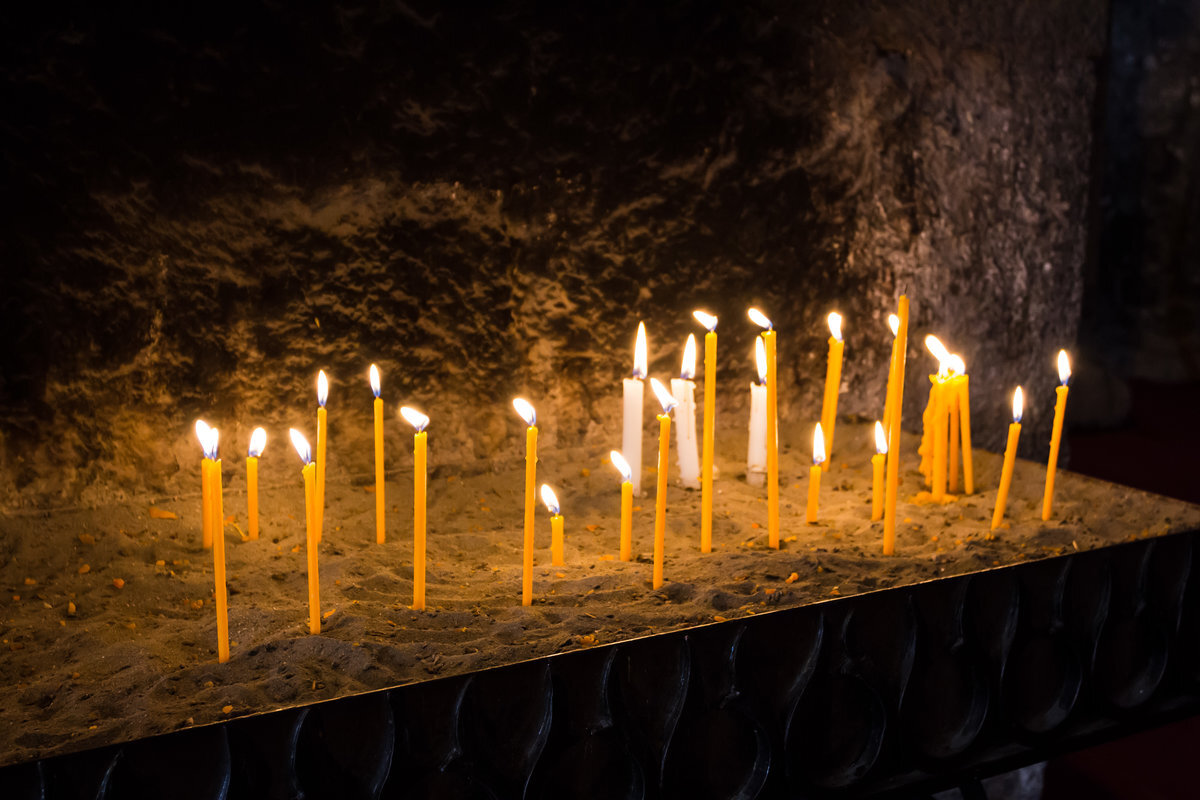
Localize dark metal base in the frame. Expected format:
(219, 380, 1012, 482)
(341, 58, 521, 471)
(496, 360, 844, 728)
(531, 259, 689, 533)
(6, 528, 1199, 799)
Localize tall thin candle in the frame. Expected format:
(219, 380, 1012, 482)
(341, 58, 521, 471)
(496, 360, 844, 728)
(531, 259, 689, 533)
(748, 308, 779, 548)
(883, 296, 909, 556)
(1042, 350, 1072, 520)
(247, 427, 266, 541)
(513, 398, 538, 606)
(820, 312, 844, 469)
(289, 429, 321, 634)
(315, 370, 329, 543)
(693, 310, 718, 553)
(622, 323, 647, 496)
(649, 378, 677, 590)
(747, 337, 768, 486)
(401, 407, 430, 610)
(671, 334, 700, 490)
(992, 388, 1024, 530)
(370, 365, 385, 544)
(882, 314, 900, 433)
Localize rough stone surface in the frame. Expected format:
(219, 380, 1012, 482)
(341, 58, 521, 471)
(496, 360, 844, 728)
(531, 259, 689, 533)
(0, 2, 1105, 505)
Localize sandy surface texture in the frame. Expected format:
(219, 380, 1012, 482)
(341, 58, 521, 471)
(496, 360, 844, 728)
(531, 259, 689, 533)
(0, 421, 1196, 767)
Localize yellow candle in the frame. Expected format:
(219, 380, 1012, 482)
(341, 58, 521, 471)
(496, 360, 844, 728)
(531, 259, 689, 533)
(872, 421, 887, 522)
(992, 387, 1024, 530)
(918, 375, 937, 484)
(649, 378, 677, 589)
(401, 407, 430, 611)
(693, 311, 718, 554)
(207, 428, 224, 550)
(820, 312, 844, 470)
(882, 313, 900, 432)
(1043, 350, 1071, 520)
(247, 426, 266, 541)
(932, 372, 949, 501)
(541, 485, 564, 566)
(370, 365, 385, 545)
(290, 429, 321, 634)
(212, 456, 230, 662)
(748, 308, 778, 548)
(948, 379, 960, 493)
(513, 399, 538, 606)
(610, 451, 634, 561)
(807, 423, 825, 523)
(883, 296, 909, 556)
(315, 370, 328, 543)
(959, 373, 975, 495)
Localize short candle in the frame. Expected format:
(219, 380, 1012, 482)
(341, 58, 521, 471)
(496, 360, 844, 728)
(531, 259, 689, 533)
(871, 421, 887, 522)
(610, 450, 634, 561)
(806, 423, 825, 523)
(541, 484, 565, 566)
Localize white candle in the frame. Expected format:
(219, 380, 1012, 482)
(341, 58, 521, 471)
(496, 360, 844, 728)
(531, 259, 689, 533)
(671, 334, 700, 489)
(747, 336, 768, 486)
(622, 322, 648, 496)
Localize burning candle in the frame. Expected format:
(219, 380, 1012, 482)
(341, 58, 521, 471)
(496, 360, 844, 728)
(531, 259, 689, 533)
(289, 429, 321, 634)
(807, 423, 825, 523)
(400, 407, 430, 610)
(748, 308, 779, 548)
(951, 354, 975, 495)
(872, 421, 887, 522)
(370, 365, 385, 544)
(649, 378, 677, 590)
(883, 296, 909, 556)
(882, 314, 900, 432)
(541, 484, 565, 566)
(921, 336, 952, 501)
(513, 398, 538, 606)
(247, 427, 266, 541)
(992, 387, 1024, 530)
(315, 370, 329, 543)
(747, 337, 768, 487)
(693, 310, 718, 553)
(671, 334, 701, 492)
(622, 323, 648, 496)
(610, 451, 634, 561)
(1042, 350, 1072, 521)
(201, 424, 229, 662)
(195, 420, 215, 550)
(820, 312, 844, 470)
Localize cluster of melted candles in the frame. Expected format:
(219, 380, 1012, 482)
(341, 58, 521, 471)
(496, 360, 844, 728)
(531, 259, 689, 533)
(192, 295, 1071, 664)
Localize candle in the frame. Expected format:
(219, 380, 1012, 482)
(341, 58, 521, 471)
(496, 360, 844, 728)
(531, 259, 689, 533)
(610, 451, 634, 561)
(649, 378, 677, 589)
(622, 322, 648, 496)
(541, 484, 565, 566)
(748, 308, 779, 548)
(957, 359, 975, 495)
(872, 421, 887, 522)
(205, 426, 229, 663)
(883, 296, 909, 556)
(747, 337, 768, 487)
(948, 366, 961, 493)
(247, 427, 266, 541)
(289, 429, 321, 634)
(513, 398, 538, 606)
(820, 312, 844, 470)
(1042, 350, 1072, 521)
(992, 387, 1024, 530)
(671, 334, 701, 491)
(315, 370, 329, 543)
(807, 423, 825, 523)
(692, 310, 718, 554)
(882, 313, 900, 433)
(196, 420, 215, 550)
(370, 365, 385, 545)
(400, 407, 430, 610)
(919, 335, 951, 484)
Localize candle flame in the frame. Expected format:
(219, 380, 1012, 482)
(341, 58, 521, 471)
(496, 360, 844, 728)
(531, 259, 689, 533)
(1013, 386, 1024, 423)
(633, 322, 648, 379)
(813, 422, 826, 465)
(369, 364, 381, 398)
(195, 419, 213, 457)
(755, 336, 767, 384)
(289, 428, 312, 465)
(888, 314, 900, 337)
(610, 450, 632, 483)
(925, 335, 950, 364)
(649, 377, 677, 414)
(208, 428, 221, 460)
(248, 427, 267, 458)
(747, 307, 773, 330)
(692, 310, 718, 332)
(512, 397, 536, 427)
(1057, 350, 1071, 385)
(681, 334, 697, 380)
(874, 420, 888, 454)
(947, 354, 966, 376)
(540, 484, 560, 515)
(317, 370, 329, 407)
(827, 311, 843, 342)
(400, 406, 430, 432)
